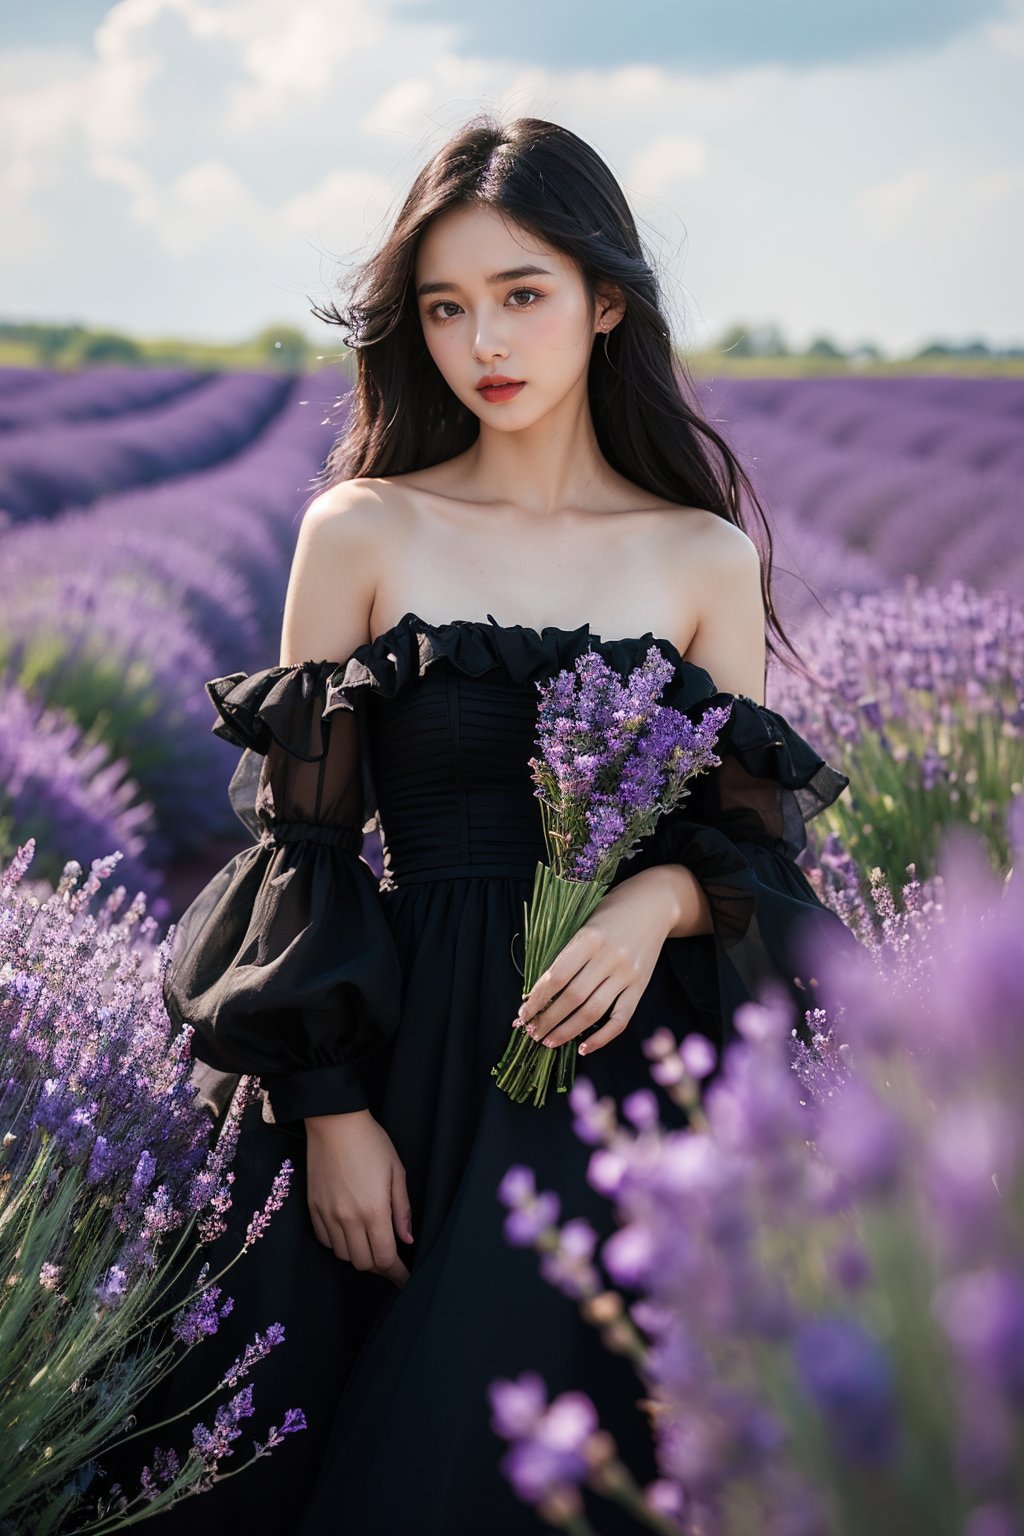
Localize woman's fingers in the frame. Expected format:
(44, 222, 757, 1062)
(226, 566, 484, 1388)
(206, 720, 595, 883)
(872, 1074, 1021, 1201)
(572, 990, 638, 1055)
(519, 932, 597, 1027)
(526, 964, 601, 1038)
(305, 1121, 413, 1287)
(367, 1216, 410, 1288)
(390, 1161, 414, 1246)
(317, 1208, 407, 1288)
(309, 1205, 333, 1251)
(341, 1218, 376, 1273)
(532, 972, 620, 1047)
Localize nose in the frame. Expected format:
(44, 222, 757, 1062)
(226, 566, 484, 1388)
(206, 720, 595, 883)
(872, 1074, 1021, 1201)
(471, 316, 510, 365)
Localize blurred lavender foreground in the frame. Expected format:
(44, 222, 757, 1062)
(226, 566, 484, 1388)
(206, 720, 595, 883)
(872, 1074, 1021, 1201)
(0, 841, 301, 1534)
(491, 803, 1024, 1536)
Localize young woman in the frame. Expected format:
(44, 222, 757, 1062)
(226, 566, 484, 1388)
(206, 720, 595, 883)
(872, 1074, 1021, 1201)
(141, 114, 860, 1534)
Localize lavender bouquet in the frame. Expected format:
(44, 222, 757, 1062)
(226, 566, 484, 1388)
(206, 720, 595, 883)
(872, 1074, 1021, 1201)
(491, 647, 730, 1107)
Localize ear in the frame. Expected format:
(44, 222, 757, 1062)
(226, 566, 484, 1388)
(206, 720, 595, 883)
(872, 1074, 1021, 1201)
(593, 283, 627, 335)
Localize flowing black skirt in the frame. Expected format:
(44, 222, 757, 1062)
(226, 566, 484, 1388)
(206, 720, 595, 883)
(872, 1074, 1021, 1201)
(107, 845, 853, 1535)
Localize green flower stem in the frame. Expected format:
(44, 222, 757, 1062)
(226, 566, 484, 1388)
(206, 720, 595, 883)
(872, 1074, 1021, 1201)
(492, 863, 612, 1105)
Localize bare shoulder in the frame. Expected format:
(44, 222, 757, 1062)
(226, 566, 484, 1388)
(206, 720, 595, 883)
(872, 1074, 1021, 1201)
(301, 475, 407, 546)
(279, 479, 405, 665)
(673, 513, 766, 699)
(683, 509, 761, 564)
(675, 510, 762, 600)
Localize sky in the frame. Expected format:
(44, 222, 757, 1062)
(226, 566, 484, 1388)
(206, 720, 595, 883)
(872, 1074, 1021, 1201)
(1, 0, 1021, 356)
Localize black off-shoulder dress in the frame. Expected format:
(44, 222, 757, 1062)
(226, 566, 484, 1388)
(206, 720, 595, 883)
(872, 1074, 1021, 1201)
(139, 612, 859, 1536)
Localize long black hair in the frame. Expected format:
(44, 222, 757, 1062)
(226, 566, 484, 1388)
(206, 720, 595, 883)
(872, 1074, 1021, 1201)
(309, 112, 813, 679)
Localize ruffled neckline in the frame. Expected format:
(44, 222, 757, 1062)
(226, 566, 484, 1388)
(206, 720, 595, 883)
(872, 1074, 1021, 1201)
(327, 609, 717, 709)
(205, 609, 851, 821)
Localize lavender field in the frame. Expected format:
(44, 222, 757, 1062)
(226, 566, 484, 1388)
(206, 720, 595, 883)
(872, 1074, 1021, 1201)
(1, 366, 1022, 1534)
(0, 363, 349, 914)
(0, 364, 1020, 917)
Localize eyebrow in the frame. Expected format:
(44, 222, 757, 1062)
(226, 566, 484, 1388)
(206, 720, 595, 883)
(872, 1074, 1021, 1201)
(415, 264, 555, 298)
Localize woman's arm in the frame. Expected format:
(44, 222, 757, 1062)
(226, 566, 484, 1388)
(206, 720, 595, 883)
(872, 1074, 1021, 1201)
(641, 863, 714, 938)
(617, 523, 766, 942)
(656, 522, 767, 938)
(683, 519, 767, 704)
(277, 485, 415, 1286)
(278, 480, 380, 666)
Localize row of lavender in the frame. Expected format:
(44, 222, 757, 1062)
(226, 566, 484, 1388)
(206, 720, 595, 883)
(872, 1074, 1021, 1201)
(0, 366, 349, 915)
(699, 375, 1024, 607)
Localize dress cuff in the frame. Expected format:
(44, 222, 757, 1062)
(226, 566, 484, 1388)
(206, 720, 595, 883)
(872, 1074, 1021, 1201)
(262, 1061, 369, 1124)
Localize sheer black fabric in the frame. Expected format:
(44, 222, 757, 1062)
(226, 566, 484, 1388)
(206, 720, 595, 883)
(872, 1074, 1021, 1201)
(162, 660, 402, 1126)
(613, 677, 860, 1044)
(141, 611, 861, 1536)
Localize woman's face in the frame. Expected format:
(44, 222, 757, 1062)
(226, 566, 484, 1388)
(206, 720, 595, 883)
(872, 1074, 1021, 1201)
(413, 203, 615, 429)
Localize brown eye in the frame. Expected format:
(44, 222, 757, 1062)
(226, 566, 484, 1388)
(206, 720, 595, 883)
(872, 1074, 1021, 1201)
(426, 288, 542, 324)
(427, 301, 461, 322)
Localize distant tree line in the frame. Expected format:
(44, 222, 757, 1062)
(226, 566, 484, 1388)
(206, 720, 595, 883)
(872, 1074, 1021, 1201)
(0, 321, 317, 372)
(0, 317, 1021, 373)
(712, 321, 1024, 364)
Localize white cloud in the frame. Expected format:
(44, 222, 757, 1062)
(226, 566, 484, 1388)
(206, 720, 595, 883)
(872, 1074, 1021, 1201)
(360, 77, 444, 140)
(90, 0, 166, 154)
(221, 0, 394, 133)
(983, 0, 1024, 55)
(134, 157, 269, 256)
(627, 134, 711, 199)
(858, 155, 1024, 225)
(0, 0, 1019, 353)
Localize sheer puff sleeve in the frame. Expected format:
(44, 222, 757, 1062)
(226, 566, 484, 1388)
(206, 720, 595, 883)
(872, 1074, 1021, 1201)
(612, 686, 863, 1050)
(161, 660, 402, 1128)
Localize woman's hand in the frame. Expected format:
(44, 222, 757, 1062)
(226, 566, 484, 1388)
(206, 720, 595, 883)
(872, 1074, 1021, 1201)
(515, 865, 690, 1057)
(304, 1110, 414, 1289)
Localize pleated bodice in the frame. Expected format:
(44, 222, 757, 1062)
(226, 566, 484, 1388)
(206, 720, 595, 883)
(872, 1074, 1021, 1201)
(366, 666, 548, 885)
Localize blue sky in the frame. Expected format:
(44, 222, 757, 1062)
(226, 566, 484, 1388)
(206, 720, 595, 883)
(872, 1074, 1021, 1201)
(2, 0, 1021, 354)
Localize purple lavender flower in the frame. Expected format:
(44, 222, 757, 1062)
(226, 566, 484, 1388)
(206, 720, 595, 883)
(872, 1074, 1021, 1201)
(679, 1033, 717, 1080)
(793, 1316, 899, 1466)
(219, 1323, 287, 1390)
(538, 1219, 601, 1300)
(171, 1284, 235, 1347)
(0, 844, 297, 1528)
(932, 1268, 1024, 1410)
(489, 1375, 600, 1503)
(254, 1406, 307, 1455)
(244, 1159, 293, 1246)
(488, 1370, 547, 1439)
(0, 684, 163, 909)
(94, 1265, 129, 1310)
(767, 575, 1024, 892)
(503, 1191, 561, 1247)
(812, 1076, 908, 1200)
(530, 645, 729, 882)
(191, 1384, 256, 1465)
